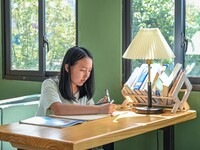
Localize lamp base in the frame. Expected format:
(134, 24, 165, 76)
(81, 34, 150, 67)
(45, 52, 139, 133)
(135, 106, 164, 114)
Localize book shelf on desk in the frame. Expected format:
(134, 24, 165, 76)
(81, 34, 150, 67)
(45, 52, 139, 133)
(122, 72, 192, 113)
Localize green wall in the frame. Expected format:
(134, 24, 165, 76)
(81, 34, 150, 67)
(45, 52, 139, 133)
(78, 0, 123, 102)
(0, 0, 200, 150)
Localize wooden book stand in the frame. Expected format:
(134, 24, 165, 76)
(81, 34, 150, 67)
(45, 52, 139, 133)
(121, 72, 192, 113)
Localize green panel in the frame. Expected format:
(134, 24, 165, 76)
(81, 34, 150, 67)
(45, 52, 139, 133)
(1, 142, 15, 150)
(0, 103, 39, 150)
(0, 94, 39, 150)
(78, 0, 123, 103)
(1, 103, 38, 124)
(0, 0, 2, 76)
(174, 91, 200, 150)
(0, 80, 41, 100)
(115, 131, 163, 150)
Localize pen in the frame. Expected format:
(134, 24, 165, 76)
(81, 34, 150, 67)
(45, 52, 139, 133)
(95, 100, 114, 105)
(95, 101, 109, 105)
(110, 99, 114, 104)
(95, 89, 112, 105)
(105, 89, 111, 102)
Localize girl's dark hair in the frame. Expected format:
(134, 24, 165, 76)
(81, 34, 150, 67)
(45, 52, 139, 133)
(59, 46, 95, 102)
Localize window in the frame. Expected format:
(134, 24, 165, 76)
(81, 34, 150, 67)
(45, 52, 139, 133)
(184, 0, 200, 87)
(2, 0, 77, 81)
(123, 0, 200, 90)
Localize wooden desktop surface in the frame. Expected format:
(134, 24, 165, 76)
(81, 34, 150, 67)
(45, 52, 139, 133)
(0, 109, 197, 150)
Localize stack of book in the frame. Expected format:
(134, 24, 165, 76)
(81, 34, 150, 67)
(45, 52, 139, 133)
(122, 63, 192, 113)
(124, 64, 163, 95)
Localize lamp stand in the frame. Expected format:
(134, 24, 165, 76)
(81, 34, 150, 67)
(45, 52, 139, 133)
(135, 60, 164, 114)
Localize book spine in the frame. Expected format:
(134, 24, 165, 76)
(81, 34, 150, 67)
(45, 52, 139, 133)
(168, 70, 184, 96)
(125, 67, 140, 88)
(130, 64, 147, 90)
(133, 67, 148, 90)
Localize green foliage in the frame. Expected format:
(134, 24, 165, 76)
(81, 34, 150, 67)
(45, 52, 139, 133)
(11, 0, 75, 71)
(10, 0, 200, 76)
(130, 0, 200, 77)
(130, 0, 174, 69)
(12, 0, 39, 70)
(131, 0, 174, 47)
(185, 3, 200, 76)
(45, 0, 75, 71)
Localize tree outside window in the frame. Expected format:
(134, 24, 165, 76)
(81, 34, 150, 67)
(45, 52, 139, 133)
(2, 0, 77, 81)
(124, 0, 200, 88)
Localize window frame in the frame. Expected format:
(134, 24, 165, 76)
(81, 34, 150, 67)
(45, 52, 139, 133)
(122, 0, 200, 91)
(1, 0, 78, 82)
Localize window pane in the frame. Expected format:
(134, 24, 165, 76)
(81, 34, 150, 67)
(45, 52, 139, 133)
(11, 0, 39, 70)
(130, 0, 174, 69)
(45, 0, 76, 71)
(185, 0, 200, 76)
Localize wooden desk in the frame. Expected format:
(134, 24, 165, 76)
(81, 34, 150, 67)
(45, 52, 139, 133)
(0, 110, 196, 150)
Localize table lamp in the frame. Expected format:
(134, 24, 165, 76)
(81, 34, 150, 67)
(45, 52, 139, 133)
(123, 28, 175, 114)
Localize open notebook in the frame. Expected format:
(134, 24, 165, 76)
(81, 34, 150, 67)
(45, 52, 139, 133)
(50, 114, 111, 121)
(50, 111, 129, 121)
(20, 111, 130, 128)
(19, 116, 85, 128)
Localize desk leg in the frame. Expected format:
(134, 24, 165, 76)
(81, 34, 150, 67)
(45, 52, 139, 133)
(103, 143, 114, 150)
(163, 125, 174, 150)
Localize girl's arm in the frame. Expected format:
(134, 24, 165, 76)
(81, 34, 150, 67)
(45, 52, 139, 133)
(50, 102, 115, 115)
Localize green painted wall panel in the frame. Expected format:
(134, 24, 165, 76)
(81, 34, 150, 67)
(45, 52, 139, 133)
(0, 95, 39, 150)
(78, 0, 123, 103)
(0, 80, 41, 100)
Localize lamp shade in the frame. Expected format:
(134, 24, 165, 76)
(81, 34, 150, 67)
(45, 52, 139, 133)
(123, 28, 175, 59)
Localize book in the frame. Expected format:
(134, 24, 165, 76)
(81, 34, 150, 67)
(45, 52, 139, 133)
(133, 65, 148, 90)
(50, 114, 111, 121)
(168, 69, 184, 96)
(140, 76, 148, 92)
(19, 116, 84, 128)
(132, 65, 149, 103)
(124, 65, 147, 94)
(137, 64, 162, 104)
(154, 63, 182, 97)
(154, 78, 164, 95)
(142, 63, 163, 92)
(158, 64, 174, 84)
(124, 67, 139, 93)
(162, 63, 182, 96)
(130, 64, 147, 90)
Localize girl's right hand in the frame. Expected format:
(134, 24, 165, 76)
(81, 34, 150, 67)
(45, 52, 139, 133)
(98, 103, 116, 114)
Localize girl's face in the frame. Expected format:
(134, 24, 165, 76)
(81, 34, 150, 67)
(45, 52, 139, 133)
(66, 57, 93, 91)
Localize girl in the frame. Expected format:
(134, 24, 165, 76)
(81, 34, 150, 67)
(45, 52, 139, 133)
(36, 46, 115, 116)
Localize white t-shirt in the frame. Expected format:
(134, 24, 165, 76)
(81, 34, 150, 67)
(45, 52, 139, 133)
(36, 78, 94, 116)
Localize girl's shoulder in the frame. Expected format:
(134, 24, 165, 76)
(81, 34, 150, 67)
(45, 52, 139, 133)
(42, 77, 59, 87)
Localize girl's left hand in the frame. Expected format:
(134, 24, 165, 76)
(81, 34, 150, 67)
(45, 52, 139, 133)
(96, 96, 108, 104)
